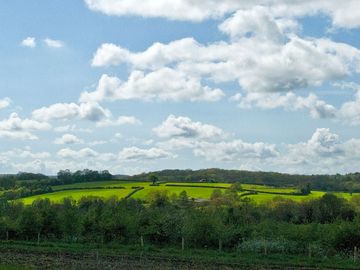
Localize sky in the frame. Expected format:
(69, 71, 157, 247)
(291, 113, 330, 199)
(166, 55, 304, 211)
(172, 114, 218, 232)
(1, 0, 360, 175)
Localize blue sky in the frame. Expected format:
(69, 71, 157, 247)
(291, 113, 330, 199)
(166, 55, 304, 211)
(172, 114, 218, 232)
(1, 0, 360, 175)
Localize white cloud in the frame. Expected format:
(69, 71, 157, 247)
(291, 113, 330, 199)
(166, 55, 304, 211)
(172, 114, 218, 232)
(90, 35, 360, 95)
(288, 128, 343, 158)
(21, 37, 36, 48)
(0, 98, 11, 110)
(54, 134, 84, 145)
(1, 113, 51, 130)
(277, 128, 353, 173)
(87, 5, 360, 120)
(194, 140, 279, 162)
(231, 92, 337, 119)
(1, 149, 50, 159)
(0, 113, 51, 140)
(91, 38, 205, 69)
(96, 115, 142, 127)
(119, 146, 175, 161)
(92, 43, 131, 67)
(58, 147, 98, 159)
(44, 38, 64, 48)
(339, 91, 360, 125)
(80, 69, 224, 103)
(219, 7, 299, 42)
(32, 102, 111, 122)
(84, 0, 241, 21)
(84, 0, 360, 29)
(153, 115, 225, 139)
(57, 147, 117, 162)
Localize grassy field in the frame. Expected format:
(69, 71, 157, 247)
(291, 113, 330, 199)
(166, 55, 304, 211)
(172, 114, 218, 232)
(18, 181, 359, 205)
(52, 181, 127, 190)
(0, 241, 359, 270)
(21, 188, 132, 204)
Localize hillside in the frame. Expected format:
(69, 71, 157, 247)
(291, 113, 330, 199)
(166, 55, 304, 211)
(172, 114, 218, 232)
(130, 169, 360, 192)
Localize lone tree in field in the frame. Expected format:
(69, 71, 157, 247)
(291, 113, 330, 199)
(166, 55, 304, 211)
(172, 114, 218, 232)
(300, 183, 311, 195)
(149, 173, 159, 185)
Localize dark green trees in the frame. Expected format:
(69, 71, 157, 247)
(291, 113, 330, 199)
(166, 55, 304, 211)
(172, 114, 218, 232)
(149, 174, 159, 185)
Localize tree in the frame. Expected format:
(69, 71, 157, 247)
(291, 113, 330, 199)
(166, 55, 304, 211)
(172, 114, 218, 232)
(178, 191, 190, 208)
(229, 183, 243, 192)
(148, 190, 169, 208)
(59, 198, 80, 241)
(149, 174, 159, 185)
(300, 183, 311, 195)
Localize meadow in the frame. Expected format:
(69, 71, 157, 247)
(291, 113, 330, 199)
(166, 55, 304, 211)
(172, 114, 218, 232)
(19, 180, 359, 204)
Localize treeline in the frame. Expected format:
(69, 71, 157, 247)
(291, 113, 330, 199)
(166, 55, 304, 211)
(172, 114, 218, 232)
(57, 169, 112, 184)
(0, 170, 113, 200)
(0, 190, 359, 257)
(131, 169, 360, 192)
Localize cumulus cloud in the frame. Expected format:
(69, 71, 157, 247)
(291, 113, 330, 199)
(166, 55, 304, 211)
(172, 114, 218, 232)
(80, 69, 224, 103)
(153, 115, 225, 139)
(84, 0, 242, 21)
(194, 140, 279, 162)
(219, 7, 299, 42)
(91, 38, 205, 68)
(119, 146, 175, 161)
(87, 4, 360, 119)
(0, 113, 51, 140)
(287, 128, 343, 159)
(339, 90, 360, 125)
(44, 38, 64, 48)
(90, 36, 360, 95)
(21, 37, 36, 48)
(277, 128, 359, 173)
(84, 0, 360, 29)
(32, 102, 111, 122)
(54, 134, 84, 145)
(0, 98, 11, 110)
(231, 92, 337, 119)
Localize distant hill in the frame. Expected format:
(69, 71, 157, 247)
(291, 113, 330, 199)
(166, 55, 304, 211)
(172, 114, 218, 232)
(130, 168, 360, 192)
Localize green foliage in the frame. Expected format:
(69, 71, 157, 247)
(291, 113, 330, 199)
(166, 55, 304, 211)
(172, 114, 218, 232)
(0, 192, 357, 260)
(300, 183, 311, 195)
(148, 174, 159, 185)
(57, 169, 112, 185)
(230, 182, 243, 192)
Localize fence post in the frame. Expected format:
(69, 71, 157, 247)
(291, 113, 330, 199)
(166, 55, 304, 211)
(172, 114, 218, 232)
(182, 237, 185, 251)
(140, 235, 144, 248)
(354, 246, 358, 262)
(264, 240, 267, 255)
(37, 232, 40, 245)
(308, 246, 312, 259)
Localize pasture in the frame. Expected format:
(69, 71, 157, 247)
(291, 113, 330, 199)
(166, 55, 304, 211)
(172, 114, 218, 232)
(18, 180, 359, 204)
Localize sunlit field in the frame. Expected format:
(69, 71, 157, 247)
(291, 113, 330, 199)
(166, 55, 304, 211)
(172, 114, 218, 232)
(19, 181, 359, 205)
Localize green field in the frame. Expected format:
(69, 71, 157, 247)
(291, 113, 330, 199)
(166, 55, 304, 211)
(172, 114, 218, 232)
(18, 181, 359, 205)
(20, 188, 132, 204)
